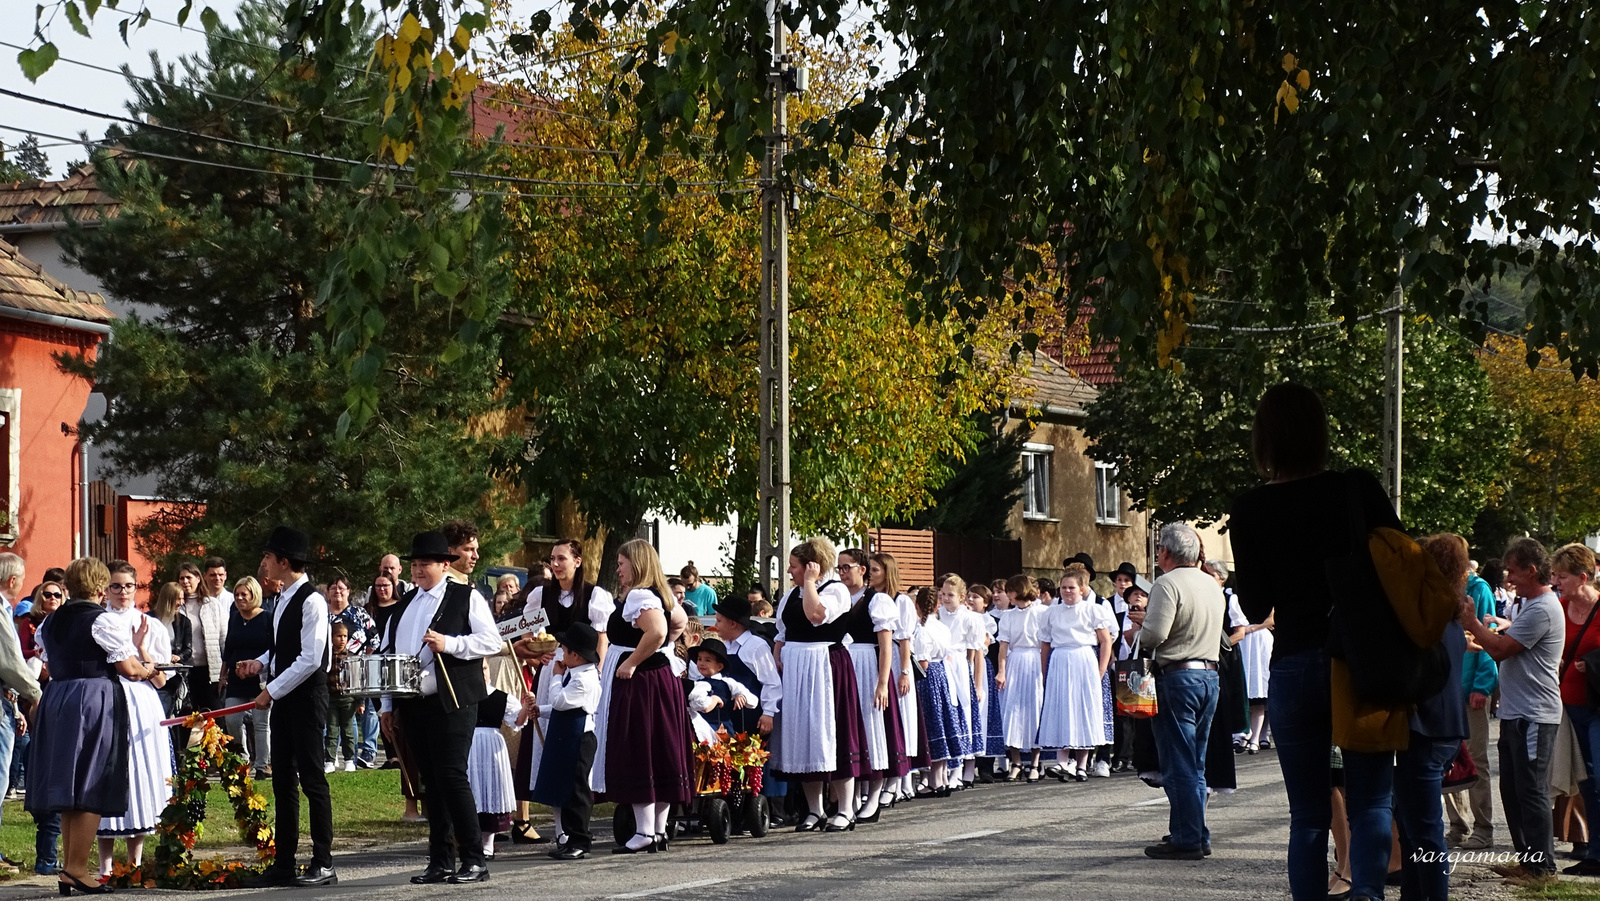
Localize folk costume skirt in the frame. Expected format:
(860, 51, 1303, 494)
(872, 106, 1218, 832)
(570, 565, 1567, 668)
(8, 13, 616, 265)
(468, 726, 516, 816)
(848, 642, 891, 773)
(1001, 647, 1045, 751)
(918, 660, 975, 762)
(27, 675, 129, 817)
(981, 657, 1007, 757)
(1038, 645, 1103, 750)
(98, 679, 173, 836)
(604, 660, 692, 805)
(890, 648, 922, 767)
(589, 642, 630, 795)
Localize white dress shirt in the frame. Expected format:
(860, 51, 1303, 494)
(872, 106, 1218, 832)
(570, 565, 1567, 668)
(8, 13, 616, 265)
(252, 574, 330, 700)
(551, 661, 602, 732)
(726, 630, 782, 717)
(381, 579, 502, 712)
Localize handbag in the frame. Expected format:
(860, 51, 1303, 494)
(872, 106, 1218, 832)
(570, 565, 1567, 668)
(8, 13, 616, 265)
(1114, 634, 1158, 719)
(1440, 741, 1478, 794)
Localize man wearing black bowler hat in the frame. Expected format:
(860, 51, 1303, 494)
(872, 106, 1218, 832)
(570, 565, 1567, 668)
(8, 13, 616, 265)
(379, 531, 503, 885)
(236, 526, 337, 887)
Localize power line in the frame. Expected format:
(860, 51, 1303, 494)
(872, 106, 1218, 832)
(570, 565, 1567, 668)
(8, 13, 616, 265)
(0, 123, 748, 200)
(0, 87, 752, 190)
(1186, 303, 1404, 333)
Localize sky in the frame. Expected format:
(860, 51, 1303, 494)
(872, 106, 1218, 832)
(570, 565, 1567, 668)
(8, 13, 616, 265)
(2, 2, 252, 176)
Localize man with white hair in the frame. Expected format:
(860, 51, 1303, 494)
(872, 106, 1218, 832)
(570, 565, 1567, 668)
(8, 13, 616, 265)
(0, 553, 43, 872)
(1140, 524, 1226, 861)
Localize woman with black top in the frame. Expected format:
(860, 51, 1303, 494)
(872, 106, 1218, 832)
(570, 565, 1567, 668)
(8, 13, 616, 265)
(1229, 383, 1403, 901)
(28, 557, 161, 896)
(222, 577, 274, 779)
(605, 539, 691, 854)
(774, 536, 865, 834)
(837, 548, 908, 823)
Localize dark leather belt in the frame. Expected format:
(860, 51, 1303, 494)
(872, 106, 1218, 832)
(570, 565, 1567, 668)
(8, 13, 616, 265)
(1158, 659, 1218, 674)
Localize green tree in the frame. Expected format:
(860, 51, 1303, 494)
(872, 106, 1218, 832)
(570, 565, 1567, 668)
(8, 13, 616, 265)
(884, 414, 1030, 540)
(1085, 314, 1507, 535)
(62, 0, 528, 577)
(0, 135, 51, 181)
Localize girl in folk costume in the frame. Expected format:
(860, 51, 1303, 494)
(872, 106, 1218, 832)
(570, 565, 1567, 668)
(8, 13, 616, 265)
(774, 536, 868, 833)
(935, 574, 986, 787)
(1214, 560, 1272, 752)
(966, 584, 1007, 780)
(517, 539, 615, 819)
(604, 540, 693, 854)
(1037, 564, 1116, 782)
(96, 561, 174, 878)
(467, 661, 522, 861)
(877, 554, 921, 803)
(996, 575, 1049, 781)
(912, 586, 975, 795)
(837, 549, 910, 823)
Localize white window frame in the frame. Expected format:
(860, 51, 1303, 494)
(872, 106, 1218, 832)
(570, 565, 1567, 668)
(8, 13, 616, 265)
(1095, 461, 1123, 525)
(1022, 443, 1054, 521)
(0, 389, 18, 542)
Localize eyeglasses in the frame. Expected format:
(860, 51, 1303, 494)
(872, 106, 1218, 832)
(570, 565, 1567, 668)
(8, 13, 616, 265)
(40, 591, 62, 600)
(107, 583, 137, 592)
(836, 563, 860, 570)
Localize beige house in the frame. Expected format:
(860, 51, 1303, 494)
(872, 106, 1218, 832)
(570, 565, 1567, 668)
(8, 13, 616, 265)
(1005, 353, 1151, 583)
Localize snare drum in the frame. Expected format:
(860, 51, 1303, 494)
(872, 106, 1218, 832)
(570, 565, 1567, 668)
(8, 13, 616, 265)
(338, 654, 423, 698)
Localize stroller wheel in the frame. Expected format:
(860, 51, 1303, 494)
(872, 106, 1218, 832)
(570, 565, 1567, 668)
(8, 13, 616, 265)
(706, 798, 732, 845)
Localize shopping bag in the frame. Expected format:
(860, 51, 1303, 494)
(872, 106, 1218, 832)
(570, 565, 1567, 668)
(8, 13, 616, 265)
(1114, 636, 1158, 719)
(1441, 740, 1477, 794)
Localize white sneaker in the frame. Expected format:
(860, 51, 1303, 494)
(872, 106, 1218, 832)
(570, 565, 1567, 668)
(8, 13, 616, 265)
(324, 761, 336, 774)
(1092, 761, 1112, 778)
(343, 759, 356, 772)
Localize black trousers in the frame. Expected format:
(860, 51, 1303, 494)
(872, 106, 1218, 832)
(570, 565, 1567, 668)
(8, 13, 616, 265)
(559, 733, 597, 851)
(400, 695, 483, 869)
(270, 681, 333, 871)
(190, 666, 222, 711)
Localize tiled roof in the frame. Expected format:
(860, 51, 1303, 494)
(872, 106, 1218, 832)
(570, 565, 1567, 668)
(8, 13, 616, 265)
(1014, 352, 1098, 415)
(1037, 302, 1119, 387)
(0, 165, 117, 230)
(468, 85, 556, 144)
(0, 237, 116, 324)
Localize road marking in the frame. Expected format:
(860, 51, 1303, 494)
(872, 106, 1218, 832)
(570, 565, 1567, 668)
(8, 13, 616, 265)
(1132, 796, 1169, 807)
(916, 828, 1003, 845)
(613, 878, 732, 898)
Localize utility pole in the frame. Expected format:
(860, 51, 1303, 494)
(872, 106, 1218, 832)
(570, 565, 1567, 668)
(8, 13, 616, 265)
(756, 1, 794, 597)
(1381, 258, 1404, 516)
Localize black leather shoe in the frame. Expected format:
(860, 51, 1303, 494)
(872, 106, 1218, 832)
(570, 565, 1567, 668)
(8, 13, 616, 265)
(1162, 834, 1211, 856)
(242, 867, 299, 888)
(447, 865, 490, 884)
(1564, 858, 1600, 876)
(549, 846, 588, 861)
(295, 866, 337, 887)
(1144, 842, 1205, 860)
(410, 866, 454, 885)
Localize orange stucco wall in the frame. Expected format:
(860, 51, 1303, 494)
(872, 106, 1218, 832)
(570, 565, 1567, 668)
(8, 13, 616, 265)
(0, 319, 99, 571)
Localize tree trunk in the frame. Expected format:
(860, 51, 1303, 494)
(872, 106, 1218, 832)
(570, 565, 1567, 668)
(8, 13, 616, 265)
(597, 508, 646, 594)
(731, 516, 757, 598)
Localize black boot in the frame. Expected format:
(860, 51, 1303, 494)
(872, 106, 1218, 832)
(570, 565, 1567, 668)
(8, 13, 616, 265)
(975, 757, 996, 784)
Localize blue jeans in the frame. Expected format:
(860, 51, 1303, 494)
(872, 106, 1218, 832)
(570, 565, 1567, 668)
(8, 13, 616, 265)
(1394, 736, 1460, 901)
(358, 704, 379, 763)
(0, 698, 14, 831)
(1268, 650, 1396, 900)
(1151, 668, 1219, 850)
(32, 810, 59, 874)
(1568, 704, 1600, 862)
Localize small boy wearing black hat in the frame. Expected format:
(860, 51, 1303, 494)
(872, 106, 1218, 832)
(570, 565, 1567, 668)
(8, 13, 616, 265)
(690, 639, 761, 734)
(530, 624, 603, 861)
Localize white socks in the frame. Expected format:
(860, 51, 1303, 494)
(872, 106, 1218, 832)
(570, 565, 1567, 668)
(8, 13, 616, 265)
(961, 758, 977, 782)
(830, 777, 856, 823)
(857, 777, 884, 818)
(930, 760, 948, 789)
(627, 803, 655, 849)
(481, 834, 495, 857)
(804, 781, 827, 818)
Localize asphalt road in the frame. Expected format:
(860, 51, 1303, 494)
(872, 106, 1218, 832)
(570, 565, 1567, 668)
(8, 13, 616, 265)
(0, 752, 1536, 900)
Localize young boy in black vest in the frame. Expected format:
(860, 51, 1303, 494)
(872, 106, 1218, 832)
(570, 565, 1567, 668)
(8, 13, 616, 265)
(379, 530, 504, 885)
(530, 623, 603, 861)
(236, 525, 337, 887)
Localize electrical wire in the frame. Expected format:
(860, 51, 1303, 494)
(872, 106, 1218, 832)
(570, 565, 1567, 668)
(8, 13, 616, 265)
(0, 123, 748, 200)
(0, 87, 752, 190)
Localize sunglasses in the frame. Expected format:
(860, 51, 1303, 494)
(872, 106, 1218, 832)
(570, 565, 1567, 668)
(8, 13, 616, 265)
(41, 591, 62, 600)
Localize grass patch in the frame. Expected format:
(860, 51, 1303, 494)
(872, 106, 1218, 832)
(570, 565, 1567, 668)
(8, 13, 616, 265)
(0, 769, 425, 870)
(1516, 881, 1600, 900)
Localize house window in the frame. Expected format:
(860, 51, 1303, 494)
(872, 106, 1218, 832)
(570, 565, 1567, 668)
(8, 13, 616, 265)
(0, 389, 17, 541)
(1095, 462, 1122, 525)
(1022, 443, 1053, 519)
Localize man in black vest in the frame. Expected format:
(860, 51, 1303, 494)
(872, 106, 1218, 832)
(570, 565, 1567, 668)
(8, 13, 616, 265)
(236, 526, 337, 887)
(380, 531, 503, 884)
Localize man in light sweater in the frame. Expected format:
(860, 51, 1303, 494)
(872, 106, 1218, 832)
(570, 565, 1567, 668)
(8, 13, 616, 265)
(0, 553, 43, 872)
(1140, 523, 1225, 861)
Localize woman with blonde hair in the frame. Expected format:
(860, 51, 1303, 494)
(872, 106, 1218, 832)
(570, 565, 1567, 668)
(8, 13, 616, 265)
(875, 552, 922, 802)
(604, 538, 692, 854)
(222, 577, 273, 777)
(774, 536, 866, 833)
(147, 582, 192, 720)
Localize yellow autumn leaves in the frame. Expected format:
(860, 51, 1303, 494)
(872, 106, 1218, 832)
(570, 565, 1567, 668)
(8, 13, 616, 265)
(374, 13, 482, 166)
(1275, 52, 1311, 123)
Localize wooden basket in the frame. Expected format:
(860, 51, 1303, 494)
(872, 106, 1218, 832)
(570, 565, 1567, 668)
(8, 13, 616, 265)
(522, 638, 559, 654)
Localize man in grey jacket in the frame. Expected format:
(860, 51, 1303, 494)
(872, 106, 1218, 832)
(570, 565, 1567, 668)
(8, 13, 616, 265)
(1139, 524, 1225, 861)
(0, 553, 44, 871)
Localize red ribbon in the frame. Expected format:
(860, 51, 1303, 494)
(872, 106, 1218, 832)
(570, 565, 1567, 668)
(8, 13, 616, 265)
(159, 701, 258, 728)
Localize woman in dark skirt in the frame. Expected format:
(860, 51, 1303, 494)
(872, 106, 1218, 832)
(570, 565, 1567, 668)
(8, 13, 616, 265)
(605, 539, 692, 854)
(28, 557, 160, 896)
